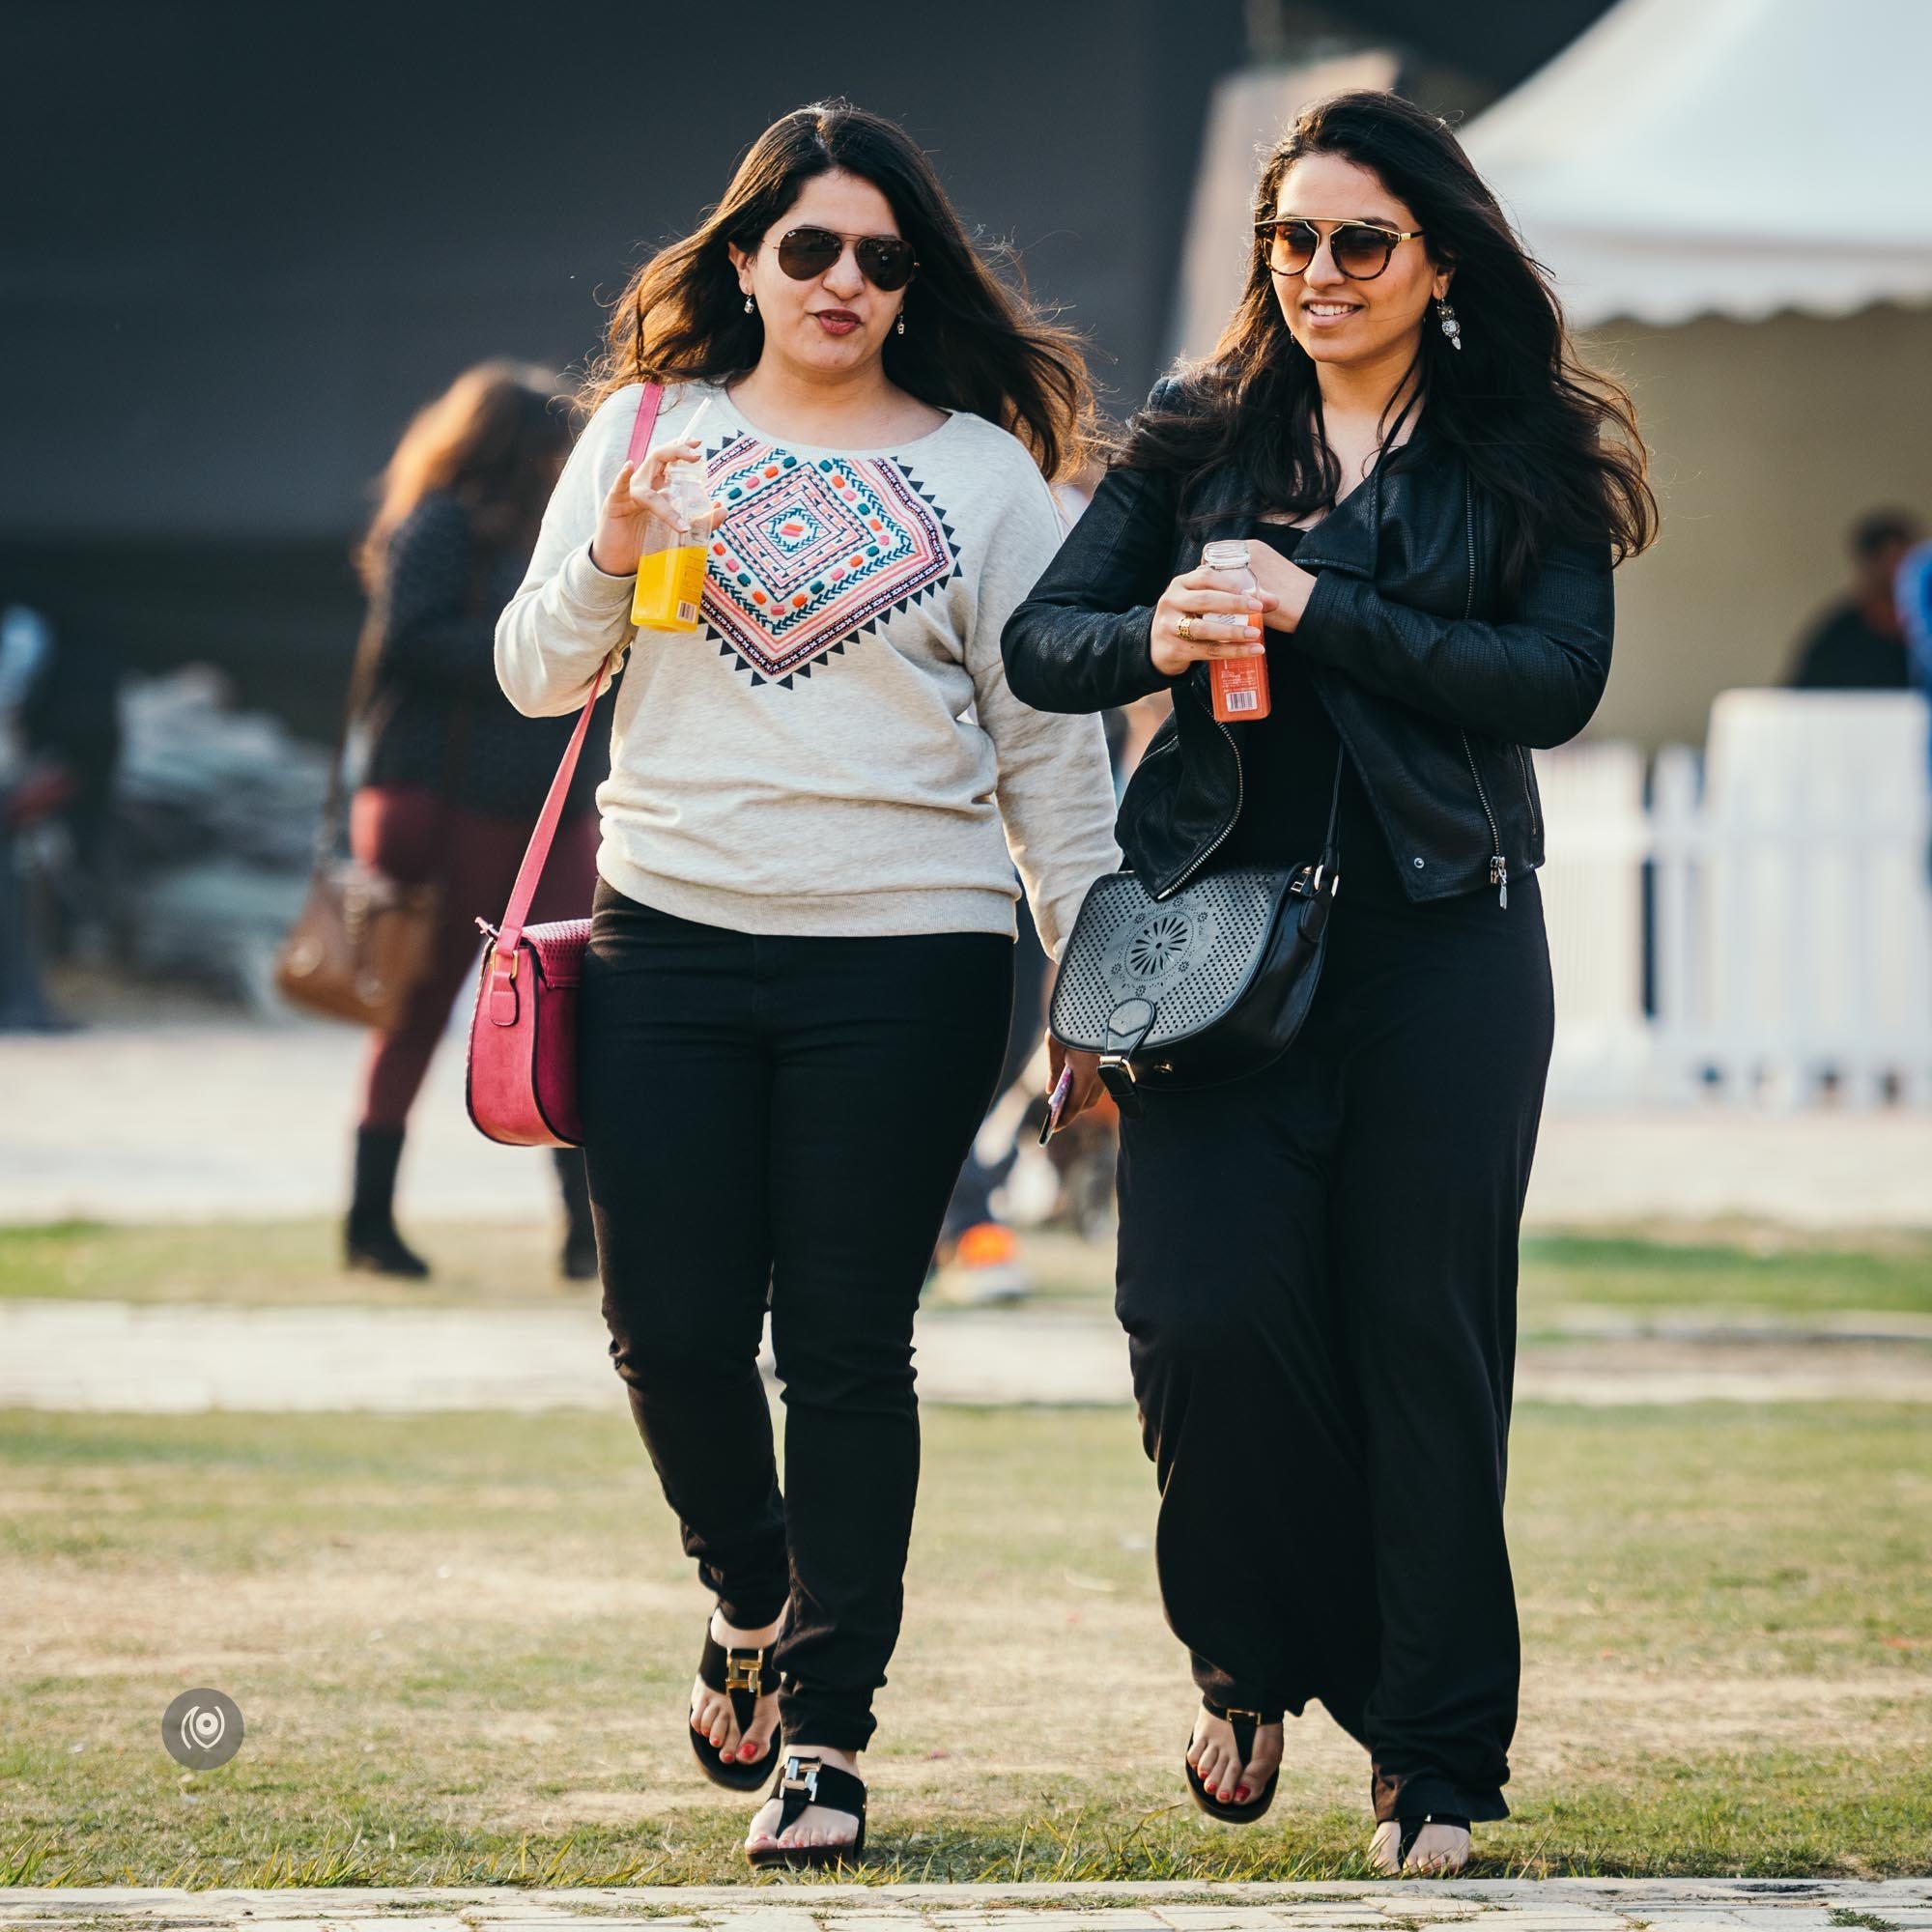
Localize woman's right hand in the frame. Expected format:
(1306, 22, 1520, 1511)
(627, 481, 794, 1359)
(1149, 565, 1276, 679)
(589, 437, 710, 577)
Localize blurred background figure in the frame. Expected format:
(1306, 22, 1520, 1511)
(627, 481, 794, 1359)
(341, 361, 611, 1280)
(927, 467, 1161, 1307)
(1898, 534, 1932, 880)
(1785, 508, 1925, 691)
(0, 603, 72, 1030)
(928, 693, 1169, 1302)
(930, 897, 1053, 1303)
(0, 601, 120, 1032)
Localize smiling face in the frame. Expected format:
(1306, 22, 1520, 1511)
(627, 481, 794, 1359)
(1269, 152, 1450, 371)
(730, 168, 909, 381)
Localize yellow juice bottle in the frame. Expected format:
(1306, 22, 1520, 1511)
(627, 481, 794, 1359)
(631, 454, 713, 632)
(632, 540, 707, 631)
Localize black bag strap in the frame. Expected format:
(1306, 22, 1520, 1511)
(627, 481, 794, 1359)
(1318, 746, 1345, 882)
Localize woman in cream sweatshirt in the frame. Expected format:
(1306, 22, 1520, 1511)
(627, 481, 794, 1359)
(496, 100, 1116, 1868)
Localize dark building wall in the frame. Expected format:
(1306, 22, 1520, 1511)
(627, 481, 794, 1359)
(2, 0, 1244, 727)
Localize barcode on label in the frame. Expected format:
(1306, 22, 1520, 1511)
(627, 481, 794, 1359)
(1223, 688, 1260, 713)
(675, 600, 699, 624)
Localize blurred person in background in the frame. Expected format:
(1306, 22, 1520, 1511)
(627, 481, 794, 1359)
(344, 361, 611, 1280)
(1898, 534, 1932, 878)
(927, 895, 1050, 1302)
(1785, 507, 1923, 690)
(0, 603, 76, 1030)
(929, 468, 1109, 1305)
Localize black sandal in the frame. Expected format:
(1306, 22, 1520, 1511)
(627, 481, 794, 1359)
(1184, 1698, 1282, 1824)
(689, 1624, 781, 1791)
(744, 1750, 868, 1870)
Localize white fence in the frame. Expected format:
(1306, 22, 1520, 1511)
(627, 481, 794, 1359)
(1539, 690, 1932, 1109)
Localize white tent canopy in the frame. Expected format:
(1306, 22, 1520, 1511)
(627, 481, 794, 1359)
(1460, 0, 1932, 327)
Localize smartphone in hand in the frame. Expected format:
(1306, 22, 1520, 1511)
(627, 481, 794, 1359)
(1037, 1065, 1074, 1146)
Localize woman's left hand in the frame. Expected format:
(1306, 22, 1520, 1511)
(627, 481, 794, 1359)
(1047, 1037, 1106, 1129)
(1244, 538, 1319, 634)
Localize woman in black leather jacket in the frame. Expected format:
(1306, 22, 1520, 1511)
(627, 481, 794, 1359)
(1004, 92, 1654, 1874)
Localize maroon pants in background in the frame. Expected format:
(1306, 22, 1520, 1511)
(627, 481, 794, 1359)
(349, 784, 602, 1131)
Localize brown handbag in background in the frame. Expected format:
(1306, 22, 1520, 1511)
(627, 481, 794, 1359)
(275, 606, 440, 1031)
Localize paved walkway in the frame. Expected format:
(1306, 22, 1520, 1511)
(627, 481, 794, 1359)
(5, 1296, 1931, 1411)
(2, 1879, 1927, 1930)
(6, 1021, 1932, 1230)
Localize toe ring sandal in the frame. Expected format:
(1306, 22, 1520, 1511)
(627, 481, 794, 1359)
(745, 1751, 868, 1870)
(689, 1627, 781, 1791)
(1402, 1811, 1470, 1870)
(1378, 1812, 1472, 1873)
(1184, 1697, 1282, 1824)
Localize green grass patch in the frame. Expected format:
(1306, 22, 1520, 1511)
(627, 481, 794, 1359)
(1520, 1231, 1932, 1321)
(0, 1218, 577, 1309)
(6, 1218, 1931, 1324)
(4, 1401, 1928, 1883)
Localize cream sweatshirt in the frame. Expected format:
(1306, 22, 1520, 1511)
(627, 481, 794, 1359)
(495, 381, 1121, 957)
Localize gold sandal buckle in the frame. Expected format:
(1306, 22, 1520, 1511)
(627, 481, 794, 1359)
(723, 1650, 765, 1694)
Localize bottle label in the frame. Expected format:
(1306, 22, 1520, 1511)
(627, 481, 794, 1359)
(633, 542, 709, 632)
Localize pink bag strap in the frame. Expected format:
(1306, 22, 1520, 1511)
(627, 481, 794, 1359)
(494, 381, 665, 955)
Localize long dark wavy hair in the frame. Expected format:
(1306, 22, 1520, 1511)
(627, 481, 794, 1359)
(579, 100, 1097, 482)
(1122, 90, 1657, 595)
(355, 360, 568, 594)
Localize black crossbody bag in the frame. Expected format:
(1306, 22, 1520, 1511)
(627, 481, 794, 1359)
(1047, 749, 1343, 1117)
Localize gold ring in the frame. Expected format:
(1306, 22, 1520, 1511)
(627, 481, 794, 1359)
(1178, 616, 1193, 642)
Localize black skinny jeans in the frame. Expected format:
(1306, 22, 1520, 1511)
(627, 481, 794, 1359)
(1115, 868, 1553, 1825)
(578, 881, 1013, 1751)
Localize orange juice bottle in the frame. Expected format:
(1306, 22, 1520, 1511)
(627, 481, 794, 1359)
(631, 457, 713, 632)
(1201, 538, 1270, 723)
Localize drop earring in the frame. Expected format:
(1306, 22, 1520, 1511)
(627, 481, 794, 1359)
(744, 295, 755, 314)
(1435, 297, 1462, 350)
(895, 313, 906, 335)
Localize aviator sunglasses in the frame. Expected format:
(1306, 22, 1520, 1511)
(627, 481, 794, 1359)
(1258, 215, 1426, 282)
(772, 225, 919, 292)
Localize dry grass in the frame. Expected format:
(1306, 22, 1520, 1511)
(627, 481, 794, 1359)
(3, 1401, 1928, 1884)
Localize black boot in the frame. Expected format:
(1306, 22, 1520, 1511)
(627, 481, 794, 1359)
(345, 1124, 430, 1278)
(554, 1148, 598, 1281)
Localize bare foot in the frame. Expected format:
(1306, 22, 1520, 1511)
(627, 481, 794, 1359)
(1185, 1705, 1282, 1807)
(690, 1607, 781, 1771)
(744, 1744, 864, 1857)
(1367, 1817, 1470, 1874)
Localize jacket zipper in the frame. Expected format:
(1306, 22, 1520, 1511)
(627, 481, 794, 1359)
(1515, 743, 1540, 845)
(1153, 714, 1243, 902)
(1460, 728, 1507, 908)
(1459, 492, 1507, 908)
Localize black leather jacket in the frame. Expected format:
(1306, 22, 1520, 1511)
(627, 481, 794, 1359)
(1002, 382, 1615, 905)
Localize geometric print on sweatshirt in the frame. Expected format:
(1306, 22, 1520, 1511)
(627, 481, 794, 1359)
(700, 433, 961, 688)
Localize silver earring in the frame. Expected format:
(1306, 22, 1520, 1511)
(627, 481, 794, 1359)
(744, 295, 755, 314)
(895, 313, 906, 335)
(1435, 297, 1462, 350)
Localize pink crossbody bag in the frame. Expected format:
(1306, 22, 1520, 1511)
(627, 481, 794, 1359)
(465, 382, 665, 1147)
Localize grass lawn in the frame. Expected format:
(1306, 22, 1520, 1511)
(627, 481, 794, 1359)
(5, 1219, 1932, 1324)
(4, 1400, 1928, 1886)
